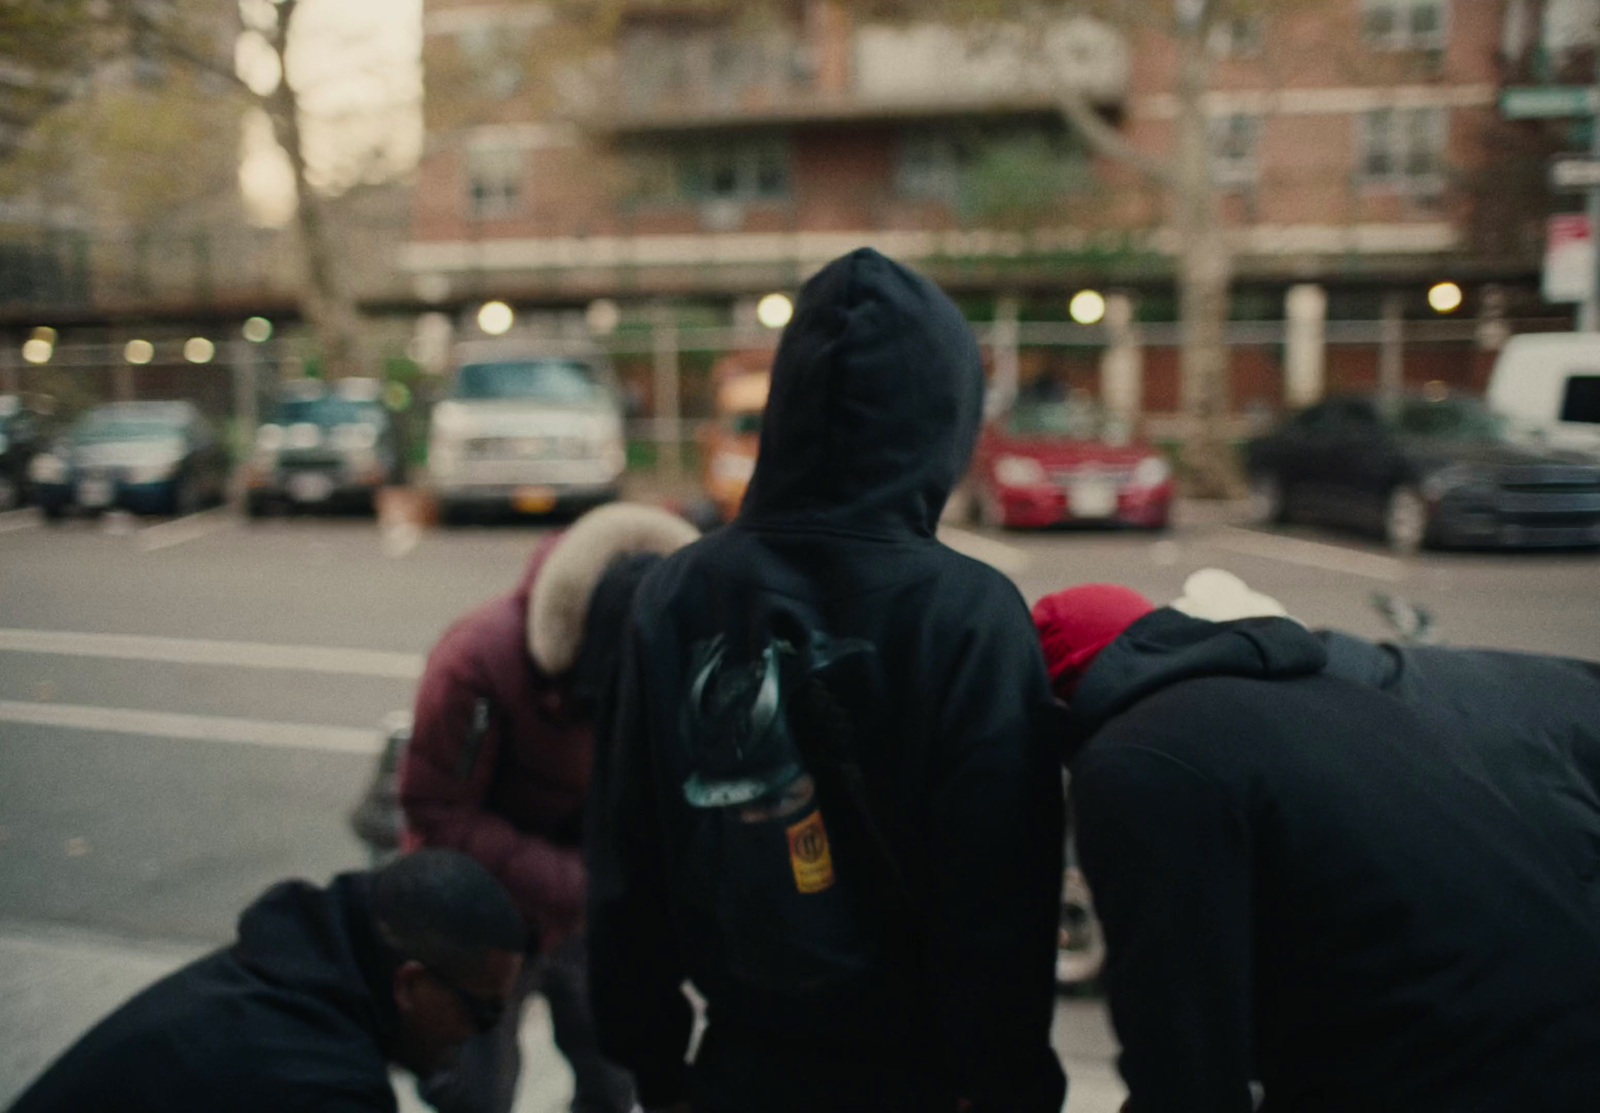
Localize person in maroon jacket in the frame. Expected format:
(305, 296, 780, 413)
(400, 502, 700, 1113)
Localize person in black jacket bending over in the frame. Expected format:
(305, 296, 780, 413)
(1033, 583, 1600, 1113)
(587, 248, 1066, 1113)
(9, 850, 526, 1113)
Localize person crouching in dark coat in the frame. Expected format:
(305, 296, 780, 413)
(1034, 583, 1600, 1113)
(8, 850, 526, 1113)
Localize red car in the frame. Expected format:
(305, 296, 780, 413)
(969, 400, 1174, 530)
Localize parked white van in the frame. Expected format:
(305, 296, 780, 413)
(427, 340, 626, 522)
(1486, 333, 1600, 453)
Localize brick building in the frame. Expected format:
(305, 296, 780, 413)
(403, 0, 1570, 432)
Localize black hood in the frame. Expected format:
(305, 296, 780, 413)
(231, 872, 400, 1049)
(740, 248, 984, 537)
(1066, 609, 1328, 752)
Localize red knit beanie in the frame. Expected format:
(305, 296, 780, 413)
(1031, 584, 1156, 699)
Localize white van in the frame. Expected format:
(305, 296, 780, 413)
(1486, 333, 1600, 453)
(426, 339, 626, 522)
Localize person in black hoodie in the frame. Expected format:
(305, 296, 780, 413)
(586, 248, 1066, 1113)
(8, 849, 526, 1113)
(1170, 567, 1600, 912)
(1033, 584, 1600, 1113)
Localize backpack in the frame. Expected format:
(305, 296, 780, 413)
(674, 618, 920, 997)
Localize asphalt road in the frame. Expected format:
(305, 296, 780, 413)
(2, 501, 1597, 1110)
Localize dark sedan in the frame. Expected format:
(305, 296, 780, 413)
(242, 379, 403, 517)
(0, 394, 51, 510)
(30, 401, 230, 520)
(1245, 394, 1600, 553)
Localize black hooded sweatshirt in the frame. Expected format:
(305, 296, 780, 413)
(1319, 630, 1600, 911)
(8, 875, 403, 1113)
(1068, 609, 1600, 1113)
(586, 249, 1065, 1113)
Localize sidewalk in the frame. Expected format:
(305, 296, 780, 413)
(0, 919, 1122, 1113)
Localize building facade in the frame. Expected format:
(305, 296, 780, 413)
(405, 0, 1572, 429)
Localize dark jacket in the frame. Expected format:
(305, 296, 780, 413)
(8, 875, 402, 1113)
(587, 249, 1066, 1113)
(1068, 609, 1600, 1113)
(1320, 631, 1600, 907)
(401, 540, 591, 949)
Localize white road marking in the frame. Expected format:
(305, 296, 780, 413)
(0, 628, 425, 679)
(938, 525, 1033, 575)
(0, 508, 40, 534)
(136, 508, 236, 552)
(0, 700, 381, 755)
(1207, 527, 1406, 582)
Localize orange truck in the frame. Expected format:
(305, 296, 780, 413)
(698, 359, 769, 523)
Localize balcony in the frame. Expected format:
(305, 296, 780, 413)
(599, 19, 1128, 135)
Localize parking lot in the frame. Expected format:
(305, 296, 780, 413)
(1, 501, 1597, 1111)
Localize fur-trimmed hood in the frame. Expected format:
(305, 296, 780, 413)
(528, 503, 700, 675)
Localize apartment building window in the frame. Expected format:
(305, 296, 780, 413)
(1362, 0, 1449, 51)
(1208, 16, 1264, 58)
(465, 143, 526, 219)
(897, 125, 1089, 211)
(1209, 113, 1261, 186)
(681, 141, 789, 202)
(619, 28, 804, 115)
(898, 135, 963, 202)
(1360, 108, 1447, 190)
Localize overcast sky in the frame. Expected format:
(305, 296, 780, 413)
(238, 0, 423, 224)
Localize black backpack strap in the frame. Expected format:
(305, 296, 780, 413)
(788, 671, 921, 925)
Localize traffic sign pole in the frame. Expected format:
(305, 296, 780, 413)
(1587, 59, 1600, 332)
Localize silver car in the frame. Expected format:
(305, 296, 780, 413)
(427, 351, 625, 522)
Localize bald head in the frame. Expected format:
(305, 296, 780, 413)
(370, 849, 525, 981)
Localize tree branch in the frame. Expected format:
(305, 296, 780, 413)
(1057, 86, 1174, 185)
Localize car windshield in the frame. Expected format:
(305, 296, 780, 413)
(1007, 401, 1119, 441)
(1391, 398, 1506, 442)
(271, 397, 382, 428)
(73, 412, 185, 443)
(455, 360, 603, 405)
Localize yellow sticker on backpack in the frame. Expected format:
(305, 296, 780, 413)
(785, 810, 836, 894)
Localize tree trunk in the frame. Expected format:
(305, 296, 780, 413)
(266, 0, 362, 381)
(1172, 23, 1243, 499)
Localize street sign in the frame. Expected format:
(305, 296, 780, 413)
(1545, 214, 1593, 304)
(1553, 158, 1600, 189)
(1502, 86, 1600, 119)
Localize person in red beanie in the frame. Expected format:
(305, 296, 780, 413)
(1031, 584, 1600, 1113)
(1030, 584, 1154, 699)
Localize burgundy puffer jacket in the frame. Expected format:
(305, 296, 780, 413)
(399, 505, 700, 952)
(399, 538, 592, 950)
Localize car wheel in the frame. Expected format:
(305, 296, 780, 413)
(1384, 485, 1429, 556)
(172, 477, 201, 518)
(40, 501, 66, 523)
(0, 476, 17, 511)
(1247, 472, 1288, 526)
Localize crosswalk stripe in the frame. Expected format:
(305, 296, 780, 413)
(0, 700, 382, 755)
(0, 628, 425, 679)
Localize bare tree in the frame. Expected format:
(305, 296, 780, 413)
(6, 0, 415, 379)
(933, 0, 1275, 496)
(253, 0, 362, 380)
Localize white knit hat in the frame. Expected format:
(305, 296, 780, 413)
(1171, 568, 1296, 624)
